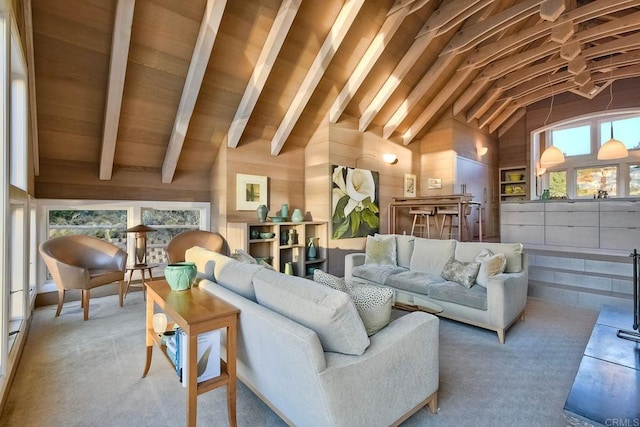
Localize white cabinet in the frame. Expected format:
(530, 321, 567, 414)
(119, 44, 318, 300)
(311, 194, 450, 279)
(599, 201, 640, 251)
(500, 203, 544, 244)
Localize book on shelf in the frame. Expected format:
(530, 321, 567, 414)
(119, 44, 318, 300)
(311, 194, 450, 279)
(175, 328, 221, 387)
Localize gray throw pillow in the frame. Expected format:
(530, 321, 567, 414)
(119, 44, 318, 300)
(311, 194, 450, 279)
(364, 234, 397, 266)
(441, 258, 481, 289)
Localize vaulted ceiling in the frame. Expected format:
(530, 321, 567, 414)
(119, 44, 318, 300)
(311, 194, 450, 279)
(28, 0, 640, 186)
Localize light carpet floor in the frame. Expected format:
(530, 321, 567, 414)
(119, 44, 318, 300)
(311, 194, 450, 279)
(1, 291, 598, 427)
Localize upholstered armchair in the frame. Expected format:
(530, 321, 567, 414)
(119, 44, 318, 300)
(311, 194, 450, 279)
(166, 230, 224, 263)
(39, 235, 127, 320)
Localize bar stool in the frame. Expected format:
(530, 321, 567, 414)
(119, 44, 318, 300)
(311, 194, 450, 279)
(409, 208, 435, 238)
(437, 204, 471, 240)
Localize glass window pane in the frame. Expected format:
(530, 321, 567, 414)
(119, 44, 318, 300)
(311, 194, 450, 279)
(630, 165, 640, 196)
(551, 125, 591, 156)
(142, 209, 202, 265)
(576, 166, 617, 198)
(48, 210, 128, 251)
(549, 171, 567, 197)
(600, 117, 640, 150)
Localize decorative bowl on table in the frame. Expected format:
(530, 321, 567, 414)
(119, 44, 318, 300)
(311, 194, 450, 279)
(164, 262, 197, 291)
(260, 232, 276, 239)
(269, 216, 287, 223)
(507, 173, 523, 181)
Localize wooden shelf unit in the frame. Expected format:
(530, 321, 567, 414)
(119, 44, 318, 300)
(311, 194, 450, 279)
(499, 166, 528, 202)
(227, 221, 328, 278)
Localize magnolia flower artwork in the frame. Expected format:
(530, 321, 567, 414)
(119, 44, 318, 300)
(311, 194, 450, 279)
(331, 165, 380, 239)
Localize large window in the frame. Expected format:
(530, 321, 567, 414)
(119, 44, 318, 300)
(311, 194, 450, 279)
(534, 110, 640, 199)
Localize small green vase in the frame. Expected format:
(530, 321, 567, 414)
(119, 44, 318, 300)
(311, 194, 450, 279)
(165, 262, 197, 291)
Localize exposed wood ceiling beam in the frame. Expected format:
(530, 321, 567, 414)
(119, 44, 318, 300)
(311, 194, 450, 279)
(161, 0, 226, 183)
(358, 0, 492, 132)
(440, 0, 544, 55)
(497, 107, 526, 136)
(23, 0, 39, 176)
(99, 0, 135, 181)
(477, 9, 640, 81)
(270, 0, 365, 156)
(329, 0, 425, 124)
(226, 0, 301, 148)
(461, 0, 638, 70)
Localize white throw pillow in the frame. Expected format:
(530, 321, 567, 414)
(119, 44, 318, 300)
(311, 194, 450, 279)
(345, 282, 393, 336)
(364, 234, 397, 266)
(314, 269, 347, 292)
(474, 249, 507, 288)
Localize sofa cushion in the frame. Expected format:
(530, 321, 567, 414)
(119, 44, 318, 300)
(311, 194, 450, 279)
(428, 281, 488, 310)
(365, 234, 397, 266)
(254, 269, 370, 355)
(474, 249, 507, 288)
(345, 282, 393, 336)
(352, 264, 406, 285)
(230, 248, 275, 270)
(384, 270, 444, 295)
(186, 247, 263, 301)
(454, 242, 523, 273)
(441, 258, 480, 289)
(376, 234, 414, 268)
(409, 238, 457, 275)
(313, 269, 347, 292)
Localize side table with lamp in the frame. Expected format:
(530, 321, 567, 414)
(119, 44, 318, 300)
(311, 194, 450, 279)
(122, 224, 157, 302)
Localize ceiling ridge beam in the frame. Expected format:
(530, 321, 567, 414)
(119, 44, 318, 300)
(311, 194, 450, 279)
(358, 0, 492, 132)
(384, 0, 500, 140)
(162, 0, 227, 183)
(476, 9, 640, 82)
(99, 0, 135, 181)
(270, 0, 365, 156)
(461, 0, 637, 70)
(226, 0, 301, 148)
(440, 0, 544, 56)
(329, 0, 423, 124)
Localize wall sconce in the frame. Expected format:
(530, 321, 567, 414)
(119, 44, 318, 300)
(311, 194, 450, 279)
(126, 224, 157, 266)
(382, 153, 398, 164)
(477, 146, 488, 157)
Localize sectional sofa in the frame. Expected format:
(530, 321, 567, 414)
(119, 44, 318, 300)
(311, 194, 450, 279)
(344, 234, 528, 343)
(185, 246, 440, 426)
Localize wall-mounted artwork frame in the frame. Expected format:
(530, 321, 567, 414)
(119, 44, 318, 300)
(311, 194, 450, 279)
(404, 173, 416, 197)
(428, 178, 442, 189)
(331, 165, 379, 239)
(236, 174, 268, 210)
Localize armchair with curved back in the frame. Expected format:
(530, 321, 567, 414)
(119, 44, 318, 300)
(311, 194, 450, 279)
(39, 235, 128, 320)
(166, 230, 224, 263)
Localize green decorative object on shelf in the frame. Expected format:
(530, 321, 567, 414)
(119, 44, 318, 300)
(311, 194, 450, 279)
(165, 262, 197, 291)
(291, 208, 303, 222)
(307, 237, 316, 260)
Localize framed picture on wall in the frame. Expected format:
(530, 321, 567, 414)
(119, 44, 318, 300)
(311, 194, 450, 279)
(404, 173, 416, 197)
(236, 174, 268, 210)
(331, 165, 380, 239)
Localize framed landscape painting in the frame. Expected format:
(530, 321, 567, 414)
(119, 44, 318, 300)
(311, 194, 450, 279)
(331, 165, 379, 239)
(236, 174, 268, 210)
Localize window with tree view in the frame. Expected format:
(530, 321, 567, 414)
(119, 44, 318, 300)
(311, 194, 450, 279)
(48, 210, 128, 251)
(142, 209, 201, 265)
(576, 166, 617, 198)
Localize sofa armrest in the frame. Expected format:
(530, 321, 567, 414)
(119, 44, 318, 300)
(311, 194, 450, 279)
(319, 312, 439, 426)
(485, 257, 529, 329)
(344, 253, 365, 282)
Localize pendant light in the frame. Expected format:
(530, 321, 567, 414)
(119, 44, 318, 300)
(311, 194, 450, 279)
(539, 79, 565, 168)
(597, 77, 628, 160)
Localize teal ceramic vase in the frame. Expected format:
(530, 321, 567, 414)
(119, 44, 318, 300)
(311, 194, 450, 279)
(307, 237, 316, 260)
(165, 262, 197, 291)
(291, 208, 303, 222)
(256, 205, 268, 222)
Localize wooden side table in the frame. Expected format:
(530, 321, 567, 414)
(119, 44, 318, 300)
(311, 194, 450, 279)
(121, 263, 158, 304)
(142, 280, 240, 427)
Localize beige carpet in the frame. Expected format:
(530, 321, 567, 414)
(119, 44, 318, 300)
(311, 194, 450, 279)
(1, 291, 598, 426)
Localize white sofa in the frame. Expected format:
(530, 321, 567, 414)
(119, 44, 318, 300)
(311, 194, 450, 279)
(344, 235, 528, 343)
(185, 246, 439, 427)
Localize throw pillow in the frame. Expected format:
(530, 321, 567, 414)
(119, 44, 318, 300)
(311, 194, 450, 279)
(345, 282, 393, 336)
(474, 249, 507, 288)
(313, 269, 347, 292)
(364, 234, 397, 266)
(230, 249, 275, 270)
(441, 257, 481, 289)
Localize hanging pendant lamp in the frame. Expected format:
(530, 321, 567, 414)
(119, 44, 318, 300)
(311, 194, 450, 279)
(540, 146, 565, 168)
(597, 123, 628, 160)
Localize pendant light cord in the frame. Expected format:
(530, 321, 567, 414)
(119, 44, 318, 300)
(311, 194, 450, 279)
(544, 74, 554, 127)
